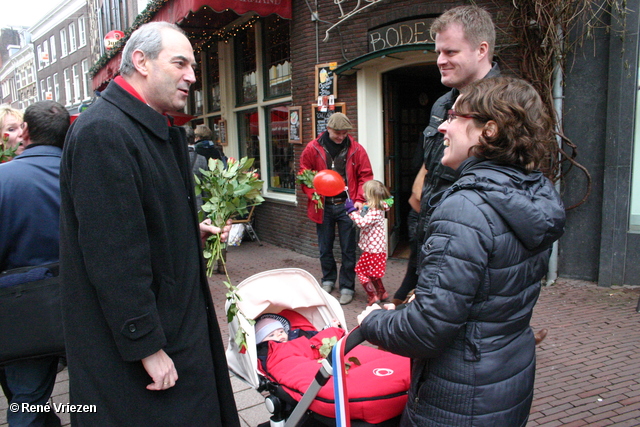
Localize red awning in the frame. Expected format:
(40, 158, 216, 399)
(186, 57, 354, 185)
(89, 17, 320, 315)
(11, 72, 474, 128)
(93, 52, 122, 91)
(155, 0, 291, 23)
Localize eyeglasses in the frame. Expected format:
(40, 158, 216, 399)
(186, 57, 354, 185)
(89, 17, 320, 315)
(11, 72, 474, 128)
(446, 109, 479, 123)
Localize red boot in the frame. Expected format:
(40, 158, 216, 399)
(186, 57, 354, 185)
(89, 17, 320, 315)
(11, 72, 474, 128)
(362, 281, 380, 305)
(372, 278, 388, 302)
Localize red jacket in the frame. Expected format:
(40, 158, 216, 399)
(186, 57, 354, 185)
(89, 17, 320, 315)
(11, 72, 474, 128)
(299, 133, 373, 223)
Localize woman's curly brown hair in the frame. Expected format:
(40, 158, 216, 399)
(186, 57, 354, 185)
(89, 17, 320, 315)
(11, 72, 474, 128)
(455, 76, 555, 172)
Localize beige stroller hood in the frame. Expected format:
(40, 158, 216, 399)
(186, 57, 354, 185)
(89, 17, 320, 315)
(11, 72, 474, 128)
(225, 268, 348, 389)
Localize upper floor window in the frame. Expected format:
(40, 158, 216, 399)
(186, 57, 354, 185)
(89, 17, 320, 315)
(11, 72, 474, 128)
(78, 16, 87, 47)
(36, 45, 45, 70)
(81, 59, 91, 100)
(263, 16, 291, 99)
(53, 73, 60, 102)
(50, 35, 57, 63)
(72, 64, 81, 103)
(69, 23, 77, 52)
(60, 29, 68, 57)
(63, 68, 71, 105)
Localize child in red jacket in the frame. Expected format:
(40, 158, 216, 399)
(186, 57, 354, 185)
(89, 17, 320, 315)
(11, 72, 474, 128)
(345, 180, 392, 305)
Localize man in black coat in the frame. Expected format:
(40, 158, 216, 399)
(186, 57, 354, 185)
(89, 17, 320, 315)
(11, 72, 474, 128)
(59, 22, 240, 426)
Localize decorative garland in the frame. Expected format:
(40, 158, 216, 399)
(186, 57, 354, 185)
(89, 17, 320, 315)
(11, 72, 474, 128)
(89, 0, 261, 78)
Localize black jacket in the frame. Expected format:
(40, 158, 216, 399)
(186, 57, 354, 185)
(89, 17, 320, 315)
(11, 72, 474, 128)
(417, 63, 501, 245)
(60, 81, 240, 426)
(360, 157, 565, 426)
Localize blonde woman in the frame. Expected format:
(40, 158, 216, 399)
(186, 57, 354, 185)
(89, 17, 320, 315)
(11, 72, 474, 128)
(0, 105, 24, 156)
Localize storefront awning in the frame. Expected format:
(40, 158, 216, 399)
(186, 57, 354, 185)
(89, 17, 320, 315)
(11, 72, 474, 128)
(333, 44, 435, 76)
(93, 52, 122, 91)
(154, 0, 291, 23)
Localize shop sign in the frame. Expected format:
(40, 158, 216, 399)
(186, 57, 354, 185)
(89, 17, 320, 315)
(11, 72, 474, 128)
(368, 18, 435, 53)
(104, 30, 125, 50)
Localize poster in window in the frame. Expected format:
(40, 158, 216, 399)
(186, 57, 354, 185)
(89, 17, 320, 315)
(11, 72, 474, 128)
(288, 106, 302, 144)
(315, 63, 338, 100)
(217, 119, 227, 146)
(311, 103, 346, 138)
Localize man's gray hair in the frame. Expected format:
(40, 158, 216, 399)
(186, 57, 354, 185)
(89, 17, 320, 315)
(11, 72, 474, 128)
(119, 22, 185, 77)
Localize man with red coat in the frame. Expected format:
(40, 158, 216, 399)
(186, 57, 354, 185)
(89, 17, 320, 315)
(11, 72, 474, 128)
(299, 113, 373, 305)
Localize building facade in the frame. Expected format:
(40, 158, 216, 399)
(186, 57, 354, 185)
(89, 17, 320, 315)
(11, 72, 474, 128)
(30, 0, 92, 114)
(0, 28, 37, 109)
(90, 0, 640, 286)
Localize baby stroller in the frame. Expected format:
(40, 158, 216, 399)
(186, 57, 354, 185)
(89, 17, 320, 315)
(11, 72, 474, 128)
(225, 268, 410, 427)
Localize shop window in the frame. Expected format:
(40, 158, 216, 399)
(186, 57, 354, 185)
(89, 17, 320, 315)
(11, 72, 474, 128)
(237, 109, 260, 173)
(263, 16, 291, 99)
(206, 45, 221, 112)
(235, 25, 257, 105)
(266, 104, 294, 191)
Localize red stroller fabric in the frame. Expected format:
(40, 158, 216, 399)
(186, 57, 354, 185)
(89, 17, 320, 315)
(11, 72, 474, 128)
(259, 310, 410, 424)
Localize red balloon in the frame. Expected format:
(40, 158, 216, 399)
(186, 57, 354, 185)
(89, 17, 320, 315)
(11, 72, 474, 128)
(313, 170, 345, 197)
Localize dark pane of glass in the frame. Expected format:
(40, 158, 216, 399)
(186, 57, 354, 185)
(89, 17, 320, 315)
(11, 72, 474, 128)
(264, 16, 291, 98)
(206, 45, 220, 112)
(238, 109, 260, 173)
(267, 104, 294, 191)
(235, 25, 257, 105)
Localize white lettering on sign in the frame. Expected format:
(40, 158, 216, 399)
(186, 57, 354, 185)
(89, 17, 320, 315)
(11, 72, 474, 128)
(368, 19, 435, 52)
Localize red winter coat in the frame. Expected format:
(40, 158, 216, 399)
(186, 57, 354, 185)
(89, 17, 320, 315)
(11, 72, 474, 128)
(299, 133, 373, 224)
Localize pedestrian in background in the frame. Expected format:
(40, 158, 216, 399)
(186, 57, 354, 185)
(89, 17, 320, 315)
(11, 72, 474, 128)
(0, 105, 24, 157)
(358, 76, 566, 426)
(59, 22, 240, 426)
(184, 124, 208, 212)
(194, 124, 227, 167)
(0, 100, 69, 427)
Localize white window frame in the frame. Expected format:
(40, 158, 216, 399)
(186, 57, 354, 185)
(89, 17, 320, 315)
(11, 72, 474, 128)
(69, 23, 77, 53)
(60, 29, 68, 57)
(78, 16, 86, 47)
(72, 64, 81, 103)
(81, 59, 90, 100)
(50, 35, 57, 63)
(53, 73, 60, 102)
(63, 68, 71, 105)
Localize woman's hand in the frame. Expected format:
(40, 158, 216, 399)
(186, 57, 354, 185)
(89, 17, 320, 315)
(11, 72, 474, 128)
(357, 303, 381, 325)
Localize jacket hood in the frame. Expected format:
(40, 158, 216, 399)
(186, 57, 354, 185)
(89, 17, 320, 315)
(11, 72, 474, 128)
(441, 157, 565, 251)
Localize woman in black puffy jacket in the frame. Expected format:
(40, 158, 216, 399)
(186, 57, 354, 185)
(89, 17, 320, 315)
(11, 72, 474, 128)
(357, 76, 565, 427)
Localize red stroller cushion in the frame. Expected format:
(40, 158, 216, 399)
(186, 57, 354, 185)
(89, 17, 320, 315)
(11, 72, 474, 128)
(260, 323, 410, 424)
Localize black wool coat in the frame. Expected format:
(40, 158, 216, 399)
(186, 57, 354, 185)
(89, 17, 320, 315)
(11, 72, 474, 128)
(59, 81, 240, 426)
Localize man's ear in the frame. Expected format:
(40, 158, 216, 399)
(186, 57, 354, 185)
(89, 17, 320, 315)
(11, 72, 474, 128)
(477, 41, 489, 61)
(19, 122, 30, 147)
(132, 50, 149, 76)
(484, 120, 498, 138)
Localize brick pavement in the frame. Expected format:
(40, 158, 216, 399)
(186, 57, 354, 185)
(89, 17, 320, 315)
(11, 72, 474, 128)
(2, 240, 639, 426)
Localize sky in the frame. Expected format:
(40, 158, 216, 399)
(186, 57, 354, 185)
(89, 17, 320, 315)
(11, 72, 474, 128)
(0, 0, 61, 29)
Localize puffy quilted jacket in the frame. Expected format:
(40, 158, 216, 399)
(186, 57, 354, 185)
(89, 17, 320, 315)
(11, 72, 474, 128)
(360, 157, 565, 426)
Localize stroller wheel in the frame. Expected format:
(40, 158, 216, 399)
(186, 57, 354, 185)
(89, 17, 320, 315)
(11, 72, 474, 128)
(265, 395, 283, 418)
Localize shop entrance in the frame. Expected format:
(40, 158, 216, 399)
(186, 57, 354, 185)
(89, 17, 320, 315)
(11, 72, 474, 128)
(383, 64, 447, 258)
